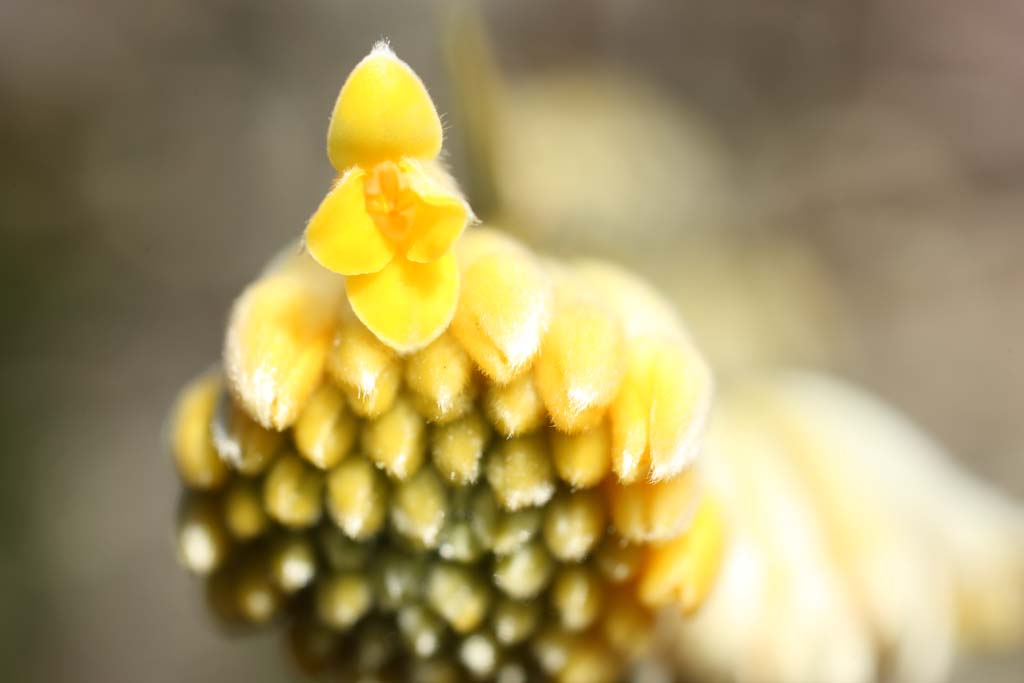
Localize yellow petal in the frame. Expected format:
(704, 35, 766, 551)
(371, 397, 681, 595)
(305, 169, 394, 276)
(327, 43, 443, 170)
(400, 159, 471, 263)
(346, 253, 459, 353)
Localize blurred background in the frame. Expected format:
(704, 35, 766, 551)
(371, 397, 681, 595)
(1, 0, 1022, 681)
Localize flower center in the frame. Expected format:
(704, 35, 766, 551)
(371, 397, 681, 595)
(364, 161, 417, 249)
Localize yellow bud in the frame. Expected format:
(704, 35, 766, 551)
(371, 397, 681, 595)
(543, 489, 607, 562)
(318, 524, 371, 572)
(493, 508, 543, 556)
(485, 436, 555, 511)
(637, 497, 725, 611)
(293, 383, 357, 469)
(492, 597, 541, 646)
(170, 373, 230, 490)
(213, 398, 285, 476)
(373, 550, 423, 611)
(483, 372, 546, 438)
(405, 333, 477, 424)
(534, 299, 625, 434)
(574, 261, 713, 482)
(550, 423, 612, 489)
(426, 563, 491, 633)
(263, 452, 324, 529)
(493, 540, 554, 599)
(325, 454, 389, 540)
(222, 478, 269, 541)
(609, 468, 700, 543)
(224, 249, 344, 430)
(390, 466, 448, 549)
(270, 534, 318, 593)
(205, 548, 281, 625)
(362, 396, 427, 480)
(326, 318, 402, 419)
(316, 571, 373, 630)
(327, 42, 443, 171)
(550, 566, 604, 631)
(459, 632, 499, 679)
(430, 411, 491, 485)
(610, 338, 711, 483)
(451, 233, 552, 383)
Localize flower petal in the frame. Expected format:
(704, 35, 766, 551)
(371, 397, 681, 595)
(327, 43, 443, 171)
(305, 169, 394, 276)
(401, 160, 471, 263)
(346, 253, 459, 353)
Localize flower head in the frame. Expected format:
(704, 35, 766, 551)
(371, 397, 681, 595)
(175, 226, 720, 682)
(305, 43, 472, 353)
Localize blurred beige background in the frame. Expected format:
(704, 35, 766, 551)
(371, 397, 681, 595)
(1, 1, 1021, 681)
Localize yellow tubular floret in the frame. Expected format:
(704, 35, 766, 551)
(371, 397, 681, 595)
(293, 383, 357, 469)
(451, 231, 552, 383)
(362, 395, 427, 480)
(224, 249, 344, 430)
(577, 262, 713, 484)
(405, 333, 477, 424)
(326, 42, 443, 171)
(325, 317, 402, 419)
(534, 295, 626, 434)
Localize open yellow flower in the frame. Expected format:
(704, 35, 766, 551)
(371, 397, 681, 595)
(305, 42, 472, 353)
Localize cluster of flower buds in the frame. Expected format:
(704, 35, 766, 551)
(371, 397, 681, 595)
(169, 44, 720, 683)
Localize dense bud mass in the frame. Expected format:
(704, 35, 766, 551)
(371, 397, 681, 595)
(170, 228, 720, 680)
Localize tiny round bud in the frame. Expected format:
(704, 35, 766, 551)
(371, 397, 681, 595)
(326, 454, 389, 539)
(316, 572, 373, 630)
(543, 489, 607, 562)
(486, 436, 555, 511)
(363, 396, 427, 480)
(493, 540, 554, 599)
(263, 452, 324, 529)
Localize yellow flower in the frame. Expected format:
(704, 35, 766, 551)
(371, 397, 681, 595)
(305, 43, 472, 353)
